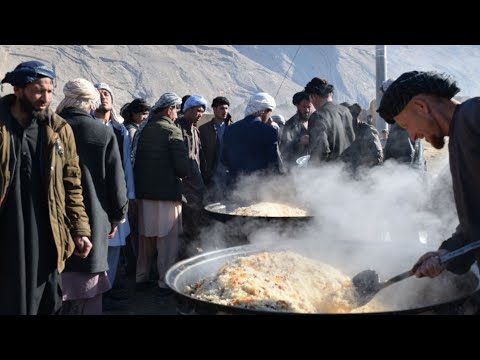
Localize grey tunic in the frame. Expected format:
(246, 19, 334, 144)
(280, 113, 309, 168)
(308, 102, 355, 164)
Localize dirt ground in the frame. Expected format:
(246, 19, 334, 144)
(102, 256, 177, 315)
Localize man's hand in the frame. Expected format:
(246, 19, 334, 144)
(412, 249, 449, 278)
(108, 223, 119, 239)
(73, 236, 92, 258)
(300, 135, 309, 146)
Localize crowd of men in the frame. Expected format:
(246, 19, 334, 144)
(0, 59, 477, 315)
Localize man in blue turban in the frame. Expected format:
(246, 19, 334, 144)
(0, 60, 91, 314)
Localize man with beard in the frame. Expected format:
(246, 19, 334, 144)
(280, 91, 312, 170)
(176, 95, 208, 256)
(133, 92, 189, 293)
(199, 96, 233, 202)
(377, 70, 480, 279)
(0, 60, 92, 314)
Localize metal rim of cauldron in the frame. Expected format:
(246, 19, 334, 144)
(165, 244, 480, 315)
(204, 202, 314, 223)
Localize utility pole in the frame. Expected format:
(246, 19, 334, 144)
(375, 45, 388, 134)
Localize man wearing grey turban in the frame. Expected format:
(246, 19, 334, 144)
(56, 78, 128, 315)
(133, 92, 189, 295)
(0, 62, 91, 314)
(222, 91, 282, 185)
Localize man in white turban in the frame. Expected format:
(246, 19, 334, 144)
(56, 78, 128, 315)
(244, 92, 276, 118)
(222, 91, 282, 187)
(56, 78, 100, 114)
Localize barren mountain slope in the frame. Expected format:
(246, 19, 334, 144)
(1, 45, 479, 120)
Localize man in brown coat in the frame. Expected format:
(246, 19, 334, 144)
(0, 61, 91, 314)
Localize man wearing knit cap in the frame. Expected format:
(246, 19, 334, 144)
(199, 96, 233, 202)
(133, 92, 189, 294)
(0, 61, 91, 314)
(94, 82, 136, 303)
(176, 95, 208, 255)
(377, 71, 480, 283)
(56, 78, 128, 315)
(222, 92, 282, 185)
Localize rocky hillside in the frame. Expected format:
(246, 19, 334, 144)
(1, 45, 479, 120)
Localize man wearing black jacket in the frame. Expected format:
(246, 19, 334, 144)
(56, 78, 128, 314)
(377, 70, 480, 278)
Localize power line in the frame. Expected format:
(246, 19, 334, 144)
(274, 45, 302, 99)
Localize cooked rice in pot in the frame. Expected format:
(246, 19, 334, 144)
(230, 202, 308, 217)
(187, 251, 383, 313)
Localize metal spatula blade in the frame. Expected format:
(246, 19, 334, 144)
(350, 239, 480, 308)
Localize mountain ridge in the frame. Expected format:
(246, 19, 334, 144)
(1, 45, 478, 120)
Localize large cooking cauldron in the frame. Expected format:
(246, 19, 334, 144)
(204, 202, 313, 223)
(165, 244, 480, 315)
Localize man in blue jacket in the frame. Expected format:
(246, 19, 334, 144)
(222, 92, 281, 187)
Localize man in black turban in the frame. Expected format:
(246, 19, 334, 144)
(377, 71, 460, 149)
(377, 71, 480, 285)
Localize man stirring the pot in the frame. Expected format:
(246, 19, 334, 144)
(377, 71, 480, 279)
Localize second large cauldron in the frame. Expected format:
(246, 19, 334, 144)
(165, 244, 480, 315)
(204, 202, 313, 223)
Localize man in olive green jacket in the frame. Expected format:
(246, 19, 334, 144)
(0, 60, 91, 314)
(133, 92, 189, 292)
